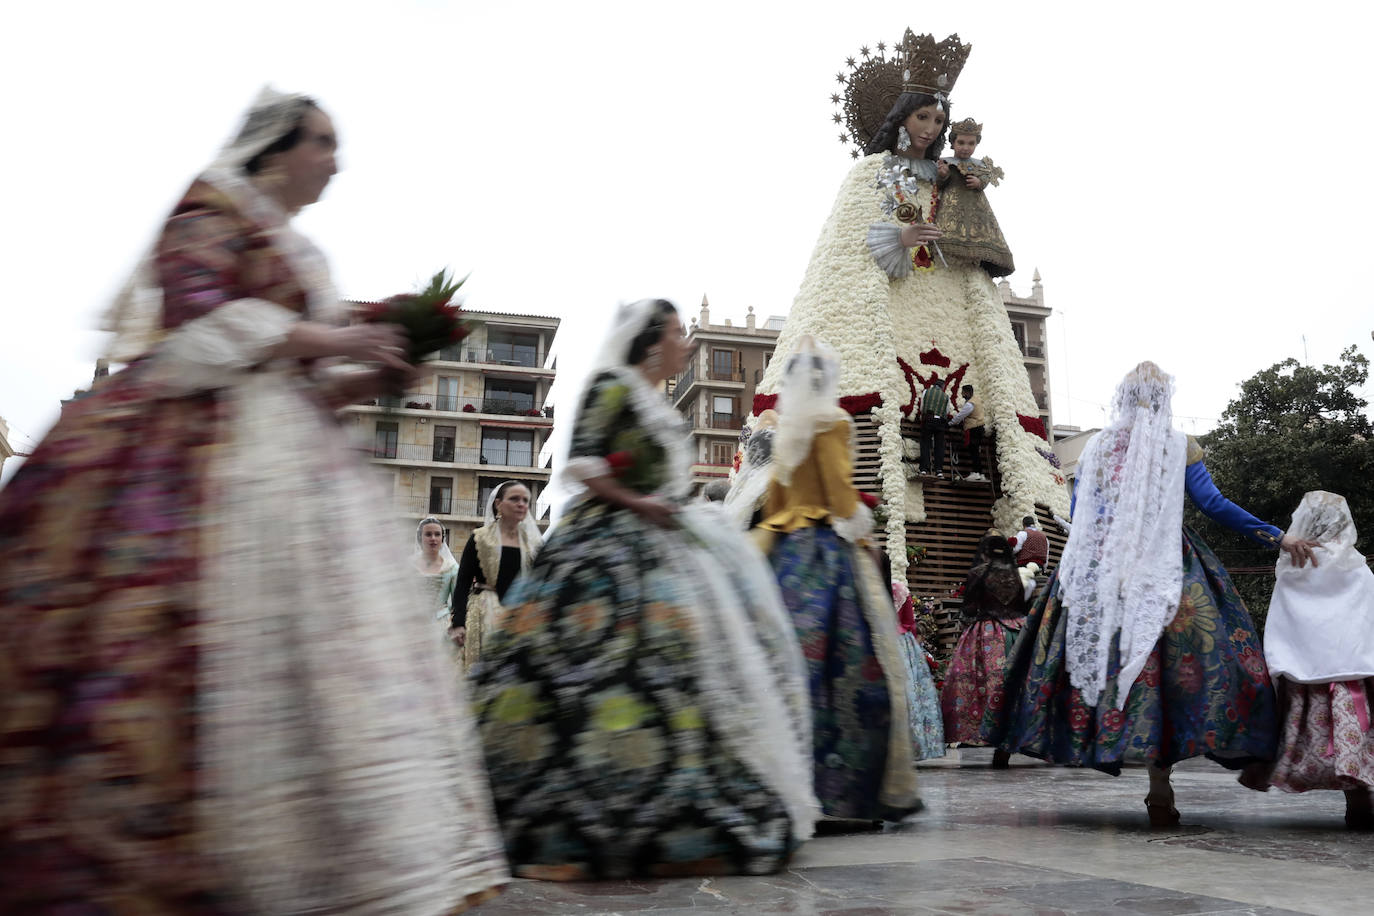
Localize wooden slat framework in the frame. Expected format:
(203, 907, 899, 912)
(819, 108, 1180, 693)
(850, 411, 1067, 601)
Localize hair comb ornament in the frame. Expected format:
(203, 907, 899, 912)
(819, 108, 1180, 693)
(832, 31, 972, 159)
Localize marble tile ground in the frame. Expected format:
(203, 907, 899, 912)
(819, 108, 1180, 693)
(473, 751, 1374, 915)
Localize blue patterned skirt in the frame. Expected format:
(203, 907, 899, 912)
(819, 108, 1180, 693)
(770, 525, 922, 819)
(984, 527, 1278, 774)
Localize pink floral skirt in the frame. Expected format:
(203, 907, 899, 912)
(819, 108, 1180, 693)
(1269, 678, 1374, 792)
(941, 617, 1024, 745)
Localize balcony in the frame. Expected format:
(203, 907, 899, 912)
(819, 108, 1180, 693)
(707, 367, 745, 383)
(397, 494, 485, 518)
(373, 443, 538, 468)
(672, 365, 696, 403)
(697, 413, 744, 432)
(1022, 344, 1045, 360)
(433, 344, 541, 368)
(356, 395, 552, 420)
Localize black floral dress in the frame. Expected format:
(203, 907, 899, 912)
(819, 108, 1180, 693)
(470, 369, 816, 879)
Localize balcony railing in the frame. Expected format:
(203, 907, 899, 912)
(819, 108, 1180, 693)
(673, 366, 696, 399)
(699, 413, 744, 431)
(1026, 344, 1045, 359)
(357, 395, 551, 418)
(375, 442, 536, 467)
(707, 367, 745, 382)
(398, 495, 484, 518)
(432, 345, 539, 367)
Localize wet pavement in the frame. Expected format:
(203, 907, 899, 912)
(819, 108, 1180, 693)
(475, 750, 1374, 915)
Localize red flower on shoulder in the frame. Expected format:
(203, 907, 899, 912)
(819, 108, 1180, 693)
(606, 450, 634, 476)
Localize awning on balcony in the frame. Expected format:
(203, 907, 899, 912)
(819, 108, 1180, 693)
(479, 420, 544, 430)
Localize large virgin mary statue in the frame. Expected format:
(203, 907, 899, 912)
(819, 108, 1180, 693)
(755, 31, 1069, 582)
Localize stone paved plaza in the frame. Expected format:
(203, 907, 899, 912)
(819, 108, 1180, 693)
(476, 750, 1374, 915)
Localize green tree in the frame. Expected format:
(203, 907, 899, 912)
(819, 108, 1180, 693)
(1186, 345, 1374, 630)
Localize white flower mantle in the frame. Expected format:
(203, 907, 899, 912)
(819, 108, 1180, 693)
(757, 153, 1069, 580)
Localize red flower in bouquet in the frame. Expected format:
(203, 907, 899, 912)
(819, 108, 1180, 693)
(363, 269, 471, 364)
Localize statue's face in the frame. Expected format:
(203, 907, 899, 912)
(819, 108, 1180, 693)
(951, 134, 978, 159)
(901, 103, 946, 157)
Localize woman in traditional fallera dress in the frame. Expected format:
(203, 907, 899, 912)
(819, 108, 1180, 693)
(415, 515, 460, 620)
(984, 362, 1319, 826)
(0, 88, 508, 913)
(941, 531, 1027, 766)
(471, 299, 817, 879)
(754, 337, 922, 822)
(1254, 491, 1374, 828)
(891, 579, 948, 762)
(451, 480, 541, 667)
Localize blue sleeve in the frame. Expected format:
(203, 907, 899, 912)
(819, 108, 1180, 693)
(1184, 461, 1283, 547)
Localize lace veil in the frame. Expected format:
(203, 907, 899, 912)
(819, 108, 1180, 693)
(101, 86, 323, 363)
(482, 481, 543, 558)
(722, 409, 778, 530)
(411, 516, 458, 573)
(772, 336, 844, 486)
(1060, 361, 1187, 708)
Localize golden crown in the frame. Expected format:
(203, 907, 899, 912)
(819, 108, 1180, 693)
(949, 117, 983, 140)
(831, 31, 972, 159)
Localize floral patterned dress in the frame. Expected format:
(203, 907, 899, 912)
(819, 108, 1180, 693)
(470, 369, 816, 879)
(941, 555, 1027, 745)
(0, 175, 508, 914)
(982, 455, 1280, 774)
(757, 420, 923, 820)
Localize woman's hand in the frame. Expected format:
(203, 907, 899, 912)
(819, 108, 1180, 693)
(632, 495, 679, 529)
(332, 324, 410, 371)
(936, 160, 950, 180)
(1281, 533, 1321, 568)
(900, 224, 943, 248)
(448, 625, 466, 647)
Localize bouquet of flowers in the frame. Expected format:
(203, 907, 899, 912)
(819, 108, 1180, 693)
(362, 269, 470, 364)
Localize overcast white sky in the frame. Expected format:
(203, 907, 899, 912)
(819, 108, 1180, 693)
(3, 1, 1372, 482)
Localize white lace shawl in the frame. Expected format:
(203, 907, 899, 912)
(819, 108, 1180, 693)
(1061, 363, 1187, 709)
(1266, 491, 1374, 683)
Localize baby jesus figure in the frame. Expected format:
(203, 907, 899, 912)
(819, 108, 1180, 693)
(935, 117, 1014, 277)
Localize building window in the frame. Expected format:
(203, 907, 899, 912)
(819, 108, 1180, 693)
(1010, 321, 1027, 356)
(373, 421, 398, 459)
(712, 395, 736, 428)
(487, 331, 540, 368)
(436, 376, 459, 412)
(429, 476, 453, 515)
(432, 425, 456, 462)
(711, 348, 734, 379)
(478, 476, 538, 513)
(484, 379, 536, 414)
(481, 429, 535, 467)
(710, 442, 735, 465)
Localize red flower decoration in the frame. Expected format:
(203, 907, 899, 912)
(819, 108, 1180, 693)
(839, 392, 883, 415)
(752, 393, 779, 416)
(1017, 413, 1049, 441)
(858, 490, 879, 509)
(918, 346, 951, 368)
(462, 404, 476, 413)
(605, 450, 634, 476)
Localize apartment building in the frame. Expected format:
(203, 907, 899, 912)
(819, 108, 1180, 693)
(341, 308, 560, 545)
(669, 297, 785, 489)
(999, 269, 1053, 434)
